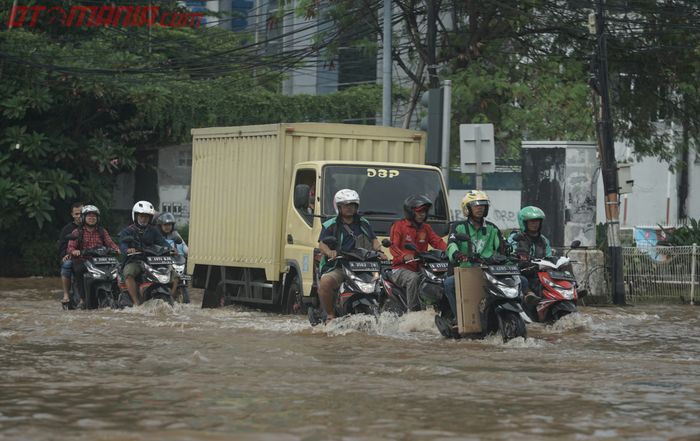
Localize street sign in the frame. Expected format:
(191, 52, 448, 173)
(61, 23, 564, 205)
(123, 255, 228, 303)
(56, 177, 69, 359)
(459, 124, 495, 173)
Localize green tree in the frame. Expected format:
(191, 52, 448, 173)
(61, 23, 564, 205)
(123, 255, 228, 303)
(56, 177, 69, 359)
(0, 2, 381, 275)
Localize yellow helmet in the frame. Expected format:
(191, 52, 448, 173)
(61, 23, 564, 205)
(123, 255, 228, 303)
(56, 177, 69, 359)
(461, 190, 490, 217)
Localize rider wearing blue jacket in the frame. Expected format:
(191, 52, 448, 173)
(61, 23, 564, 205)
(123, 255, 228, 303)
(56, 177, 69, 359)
(118, 201, 171, 306)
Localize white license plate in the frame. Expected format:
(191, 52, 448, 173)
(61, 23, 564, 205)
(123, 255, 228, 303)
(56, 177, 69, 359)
(428, 262, 448, 271)
(348, 261, 380, 271)
(147, 256, 174, 265)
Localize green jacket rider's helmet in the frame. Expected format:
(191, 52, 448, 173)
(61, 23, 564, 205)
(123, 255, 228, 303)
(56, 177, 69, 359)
(518, 206, 545, 232)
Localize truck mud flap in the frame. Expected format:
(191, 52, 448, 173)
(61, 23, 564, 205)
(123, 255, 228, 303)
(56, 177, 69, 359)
(201, 284, 224, 309)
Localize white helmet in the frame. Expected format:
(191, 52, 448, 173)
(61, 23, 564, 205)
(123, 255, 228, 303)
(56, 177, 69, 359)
(80, 205, 100, 224)
(333, 189, 360, 214)
(132, 200, 156, 222)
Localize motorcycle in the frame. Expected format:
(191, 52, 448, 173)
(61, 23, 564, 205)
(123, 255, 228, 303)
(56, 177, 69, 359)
(522, 240, 585, 323)
(476, 256, 530, 341)
(437, 234, 530, 342)
(379, 239, 449, 315)
(79, 246, 120, 309)
(172, 254, 191, 304)
(117, 244, 176, 307)
(308, 237, 383, 326)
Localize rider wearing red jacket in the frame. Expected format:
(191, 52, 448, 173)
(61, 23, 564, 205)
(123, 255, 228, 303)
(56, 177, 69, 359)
(389, 195, 447, 311)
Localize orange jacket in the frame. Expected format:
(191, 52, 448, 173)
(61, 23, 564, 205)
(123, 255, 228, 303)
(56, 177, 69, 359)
(389, 219, 446, 272)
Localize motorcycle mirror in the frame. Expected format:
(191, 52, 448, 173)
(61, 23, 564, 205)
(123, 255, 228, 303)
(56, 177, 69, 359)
(321, 236, 338, 250)
(65, 234, 78, 240)
(174, 237, 183, 245)
(293, 184, 310, 210)
(570, 240, 581, 249)
(381, 238, 392, 248)
(404, 243, 417, 252)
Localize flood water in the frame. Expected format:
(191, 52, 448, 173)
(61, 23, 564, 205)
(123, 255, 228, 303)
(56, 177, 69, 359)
(1, 277, 699, 441)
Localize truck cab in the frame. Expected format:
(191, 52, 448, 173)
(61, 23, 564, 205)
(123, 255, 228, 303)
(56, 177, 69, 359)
(284, 161, 450, 310)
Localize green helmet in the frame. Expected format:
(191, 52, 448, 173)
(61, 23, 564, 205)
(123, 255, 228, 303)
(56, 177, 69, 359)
(518, 206, 545, 231)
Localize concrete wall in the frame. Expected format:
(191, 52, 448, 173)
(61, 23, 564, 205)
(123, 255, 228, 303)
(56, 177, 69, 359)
(448, 190, 521, 231)
(597, 141, 700, 227)
(157, 144, 192, 226)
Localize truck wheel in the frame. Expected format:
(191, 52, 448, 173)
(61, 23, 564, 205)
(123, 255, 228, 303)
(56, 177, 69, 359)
(284, 276, 304, 314)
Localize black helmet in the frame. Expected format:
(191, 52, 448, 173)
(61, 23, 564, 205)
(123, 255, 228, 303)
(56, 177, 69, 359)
(157, 212, 176, 226)
(403, 194, 433, 222)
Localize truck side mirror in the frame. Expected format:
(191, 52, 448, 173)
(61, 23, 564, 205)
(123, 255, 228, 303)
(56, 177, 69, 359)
(381, 239, 392, 248)
(322, 236, 338, 250)
(294, 184, 310, 210)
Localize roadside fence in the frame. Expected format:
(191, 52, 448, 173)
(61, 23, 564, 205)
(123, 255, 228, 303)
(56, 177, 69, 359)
(622, 244, 698, 304)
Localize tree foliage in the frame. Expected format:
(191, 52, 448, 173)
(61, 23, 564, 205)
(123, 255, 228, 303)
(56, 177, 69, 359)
(312, 0, 700, 162)
(0, 4, 380, 236)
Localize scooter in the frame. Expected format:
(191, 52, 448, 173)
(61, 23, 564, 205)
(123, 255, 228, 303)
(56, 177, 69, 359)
(117, 244, 176, 307)
(172, 254, 191, 304)
(308, 237, 383, 325)
(437, 233, 530, 342)
(523, 240, 585, 323)
(80, 246, 120, 309)
(475, 256, 529, 341)
(379, 239, 449, 315)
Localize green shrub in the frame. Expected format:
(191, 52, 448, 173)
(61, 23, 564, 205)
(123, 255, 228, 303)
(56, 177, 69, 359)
(20, 239, 60, 277)
(178, 223, 189, 244)
(660, 218, 700, 246)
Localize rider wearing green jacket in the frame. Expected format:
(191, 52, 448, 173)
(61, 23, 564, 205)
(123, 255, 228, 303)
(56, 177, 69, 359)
(436, 190, 505, 337)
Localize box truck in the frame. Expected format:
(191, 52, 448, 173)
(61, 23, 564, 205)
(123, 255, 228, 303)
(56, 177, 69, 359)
(187, 123, 451, 310)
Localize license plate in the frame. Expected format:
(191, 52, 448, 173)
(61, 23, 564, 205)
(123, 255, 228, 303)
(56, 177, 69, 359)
(488, 264, 520, 275)
(549, 270, 576, 281)
(147, 256, 174, 265)
(92, 257, 117, 265)
(428, 262, 448, 271)
(348, 261, 380, 271)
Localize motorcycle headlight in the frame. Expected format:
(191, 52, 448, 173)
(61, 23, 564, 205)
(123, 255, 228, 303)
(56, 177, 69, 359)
(486, 273, 520, 299)
(145, 266, 171, 284)
(543, 278, 575, 299)
(86, 262, 106, 278)
(499, 285, 520, 299)
(347, 274, 376, 294)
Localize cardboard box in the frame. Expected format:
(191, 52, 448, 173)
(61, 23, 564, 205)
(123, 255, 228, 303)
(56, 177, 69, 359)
(454, 267, 485, 334)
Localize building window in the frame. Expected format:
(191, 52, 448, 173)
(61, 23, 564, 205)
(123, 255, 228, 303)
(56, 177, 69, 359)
(178, 150, 192, 167)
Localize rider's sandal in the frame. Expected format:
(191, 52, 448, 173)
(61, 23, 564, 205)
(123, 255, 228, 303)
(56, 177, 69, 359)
(61, 299, 71, 310)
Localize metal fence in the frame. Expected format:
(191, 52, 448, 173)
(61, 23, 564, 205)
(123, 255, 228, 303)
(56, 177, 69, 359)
(622, 244, 699, 304)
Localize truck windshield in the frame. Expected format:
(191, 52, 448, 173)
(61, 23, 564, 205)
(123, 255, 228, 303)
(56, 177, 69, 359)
(322, 165, 449, 236)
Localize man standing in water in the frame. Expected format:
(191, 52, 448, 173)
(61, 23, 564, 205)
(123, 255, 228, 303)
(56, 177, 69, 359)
(58, 202, 83, 308)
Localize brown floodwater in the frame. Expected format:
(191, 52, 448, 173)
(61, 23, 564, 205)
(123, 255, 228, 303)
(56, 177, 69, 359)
(1, 277, 699, 441)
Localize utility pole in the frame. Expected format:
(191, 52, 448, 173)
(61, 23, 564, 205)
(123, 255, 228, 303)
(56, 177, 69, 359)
(426, 0, 439, 88)
(590, 0, 625, 305)
(382, 0, 392, 126)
